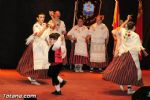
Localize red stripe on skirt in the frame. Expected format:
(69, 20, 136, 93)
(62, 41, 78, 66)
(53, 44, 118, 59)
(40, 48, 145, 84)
(69, 43, 89, 64)
(16, 43, 49, 79)
(103, 52, 143, 86)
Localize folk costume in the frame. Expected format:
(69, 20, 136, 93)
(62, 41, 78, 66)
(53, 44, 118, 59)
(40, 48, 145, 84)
(88, 23, 109, 70)
(68, 25, 89, 72)
(17, 22, 50, 85)
(48, 34, 67, 95)
(103, 27, 144, 94)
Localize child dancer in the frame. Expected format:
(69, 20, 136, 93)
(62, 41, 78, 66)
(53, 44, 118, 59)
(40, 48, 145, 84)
(48, 33, 67, 95)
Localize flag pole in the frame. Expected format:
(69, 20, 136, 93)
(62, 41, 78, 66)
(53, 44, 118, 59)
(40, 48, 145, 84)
(73, 0, 78, 26)
(99, 0, 102, 15)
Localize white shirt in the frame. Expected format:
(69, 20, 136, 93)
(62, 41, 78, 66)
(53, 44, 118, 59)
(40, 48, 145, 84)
(89, 23, 109, 44)
(68, 25, 88, 41)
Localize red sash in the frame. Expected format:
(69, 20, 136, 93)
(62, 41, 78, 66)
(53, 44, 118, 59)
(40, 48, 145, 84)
(55, 48, 62, 63)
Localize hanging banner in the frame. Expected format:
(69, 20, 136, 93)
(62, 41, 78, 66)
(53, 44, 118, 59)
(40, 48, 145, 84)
(74, 0, 102, 26)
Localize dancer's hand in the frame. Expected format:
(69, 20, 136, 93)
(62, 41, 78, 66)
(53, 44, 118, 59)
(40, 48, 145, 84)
(43, 23, 48, 30)
(73, 38, 77, 43)
(127, 15, 132, 21)
(60, 35, 64, 41)
(49, 11, 54, 17)
(142, 50, 149, 57)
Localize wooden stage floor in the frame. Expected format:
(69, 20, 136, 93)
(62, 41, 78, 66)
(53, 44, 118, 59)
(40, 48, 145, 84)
(0, 69, 150, 100)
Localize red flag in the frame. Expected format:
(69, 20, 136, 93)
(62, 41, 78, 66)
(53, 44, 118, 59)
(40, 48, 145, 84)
(136, 0, 143, 41)
(136, 0, 143, 60)
(112, 0, 120, 56)
(112, 0, 120, 29)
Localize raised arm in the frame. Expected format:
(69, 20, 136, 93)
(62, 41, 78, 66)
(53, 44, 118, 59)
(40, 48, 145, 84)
(120, 15, 132, 28)
(112, 15, 132, 39)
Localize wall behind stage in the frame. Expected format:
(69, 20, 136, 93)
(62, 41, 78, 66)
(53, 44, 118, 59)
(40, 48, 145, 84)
(142, 0, 150, 69)
(0, 0, 150, 69)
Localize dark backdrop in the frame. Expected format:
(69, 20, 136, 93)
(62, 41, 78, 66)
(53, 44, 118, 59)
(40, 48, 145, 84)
(0, 0, 150, 69)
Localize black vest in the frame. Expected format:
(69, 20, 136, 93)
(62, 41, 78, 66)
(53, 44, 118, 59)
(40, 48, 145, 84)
(48, 45, 55, 63)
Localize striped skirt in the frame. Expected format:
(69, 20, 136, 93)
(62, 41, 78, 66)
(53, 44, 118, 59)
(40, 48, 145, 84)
(103, 52, 143, 86)
(16, 43, 49, 79)
(89, 62, 108, 68)
(69, 43, 89, 64)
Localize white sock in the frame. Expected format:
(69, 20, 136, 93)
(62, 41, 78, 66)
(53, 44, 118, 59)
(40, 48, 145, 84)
(75, 64, 79, 67)
(80, 65, 83, 70)
(127, 85, 132, 89)
(75, 64, 79, 71)
(75, 64, 77, 69)
(27, 77, 32, 81)
(58, 76, 63, 83)
(28, 77, 36, 82)
(55, 84, 61, 92)
(99, 68, 102, 70)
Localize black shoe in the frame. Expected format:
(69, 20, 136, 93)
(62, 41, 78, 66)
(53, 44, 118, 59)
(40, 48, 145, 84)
(60, 80, 67, 88)
(51, 90, 62, 95)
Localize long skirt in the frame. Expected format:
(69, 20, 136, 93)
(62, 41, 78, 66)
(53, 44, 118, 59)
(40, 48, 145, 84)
(103, 52, 143, 86)
(69, 43, 89, 64)
(17, 43, 49, 79)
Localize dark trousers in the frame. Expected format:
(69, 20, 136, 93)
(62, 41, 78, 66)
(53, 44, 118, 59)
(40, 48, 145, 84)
(48, 63, 62, 86)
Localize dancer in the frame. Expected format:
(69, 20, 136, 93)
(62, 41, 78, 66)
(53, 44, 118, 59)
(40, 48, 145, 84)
(48, 33, 67, 95)
(67, 17, 89, 72)
(17, 13, 50, 85)
(103, 15, 147, 95)
(88, 15, 109, 72)
(111, 16, 130, 91)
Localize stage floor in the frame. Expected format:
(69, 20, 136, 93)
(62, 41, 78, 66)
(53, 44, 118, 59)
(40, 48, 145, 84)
(0, 69, 150, 100)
